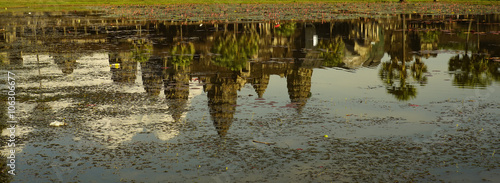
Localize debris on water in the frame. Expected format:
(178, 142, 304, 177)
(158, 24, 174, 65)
(252, 140, 276, 146)
(110, 63, 120, 69)
(49, 121, 68, 127)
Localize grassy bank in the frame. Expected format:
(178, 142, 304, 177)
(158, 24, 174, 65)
(0, 0, 498, 12)
(1, 0, 499, 7)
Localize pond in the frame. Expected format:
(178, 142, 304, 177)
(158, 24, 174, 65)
(1, 11, 499, 182)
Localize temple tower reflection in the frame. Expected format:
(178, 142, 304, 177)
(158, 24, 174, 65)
(205, 73, 240, 138)
(164, 64, 190, 122)
(109, 51, 138, 84)
(141, 56, 163, 96)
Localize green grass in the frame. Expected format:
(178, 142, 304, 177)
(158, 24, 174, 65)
(0, 0, 498, 12)
(1, 0, 499, 6)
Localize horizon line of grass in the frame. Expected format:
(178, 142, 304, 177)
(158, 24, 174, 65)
(1, 0, 499, 7)
(1, 0, 498, 12)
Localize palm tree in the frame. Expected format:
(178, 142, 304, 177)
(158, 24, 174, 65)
(448, 54, 500, 88)
(379, 58, 418, 101)
(170, 42, 195, 66)
(211, 29, 259, 71)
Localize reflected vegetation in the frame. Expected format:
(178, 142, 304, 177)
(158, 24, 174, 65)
(379, 15, 429, 101)
(1, 11, 500, 183)
(131, 39, 153, 63)
(211, 26, 259, 71)
(164, 64, 191, 122)
(317, 37, 345, 67)
(1, 12, 500, 136)
(449, 53, 500, 88)
(170, 42, 195, 66)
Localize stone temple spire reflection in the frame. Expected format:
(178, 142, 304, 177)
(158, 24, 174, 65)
(164, 65, 190, 122)
(53, 53, 78, 75)
(205, 73, 239, 138)
(252, 74, 270, 98)
(141, 56, 163, 96)
(286, 65, 313, 114)
(109, 52, 137, 84)
(250, 63, 271, 98)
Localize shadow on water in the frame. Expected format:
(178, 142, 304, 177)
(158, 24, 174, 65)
(1, 11, 500, 182)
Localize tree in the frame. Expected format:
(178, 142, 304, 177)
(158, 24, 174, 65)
(448, 54, 500, 88)
(211, 30, 259, 71)
(317, 37, 345, 67)
(170, 42, 195, 66)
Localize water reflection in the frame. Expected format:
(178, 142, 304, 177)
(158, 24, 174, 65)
(449, 53, 500, 88)
(211, 26, 258, 71)
(109, 52, 137, 83)
(53, 53, 78, 75)
(1, 12, 500, 139)
(141, 56, 164, 96)
(164, 64, 190, 122)
(286, 64, 313, 113)
(317, 36, 345, 67)
(205, 73, 239, 137)
(379, 15, 429, 101)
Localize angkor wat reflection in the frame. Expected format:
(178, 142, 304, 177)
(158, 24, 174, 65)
(2, 11, 500, 138)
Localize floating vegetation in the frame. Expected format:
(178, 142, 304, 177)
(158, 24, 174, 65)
(101, 3, 500, 22)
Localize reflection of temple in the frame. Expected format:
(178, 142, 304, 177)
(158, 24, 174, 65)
(315, 20, 385, 68)
(246, 60, 315, 112)
(204, 73, 240, 138)
(141, 57, 164, 96)
(344, 20, 384, 68)
(164, 65, 190, 122)
(53, 53, 78, 74)
(0, 51, 23, 67)
(109, 52, 137, 83)
(286, 66, 313, 113)
(251, 71, 270, 98)
(3, 11, 500, 139)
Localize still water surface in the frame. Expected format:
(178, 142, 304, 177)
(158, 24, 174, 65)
(1, 11, 499, 182)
